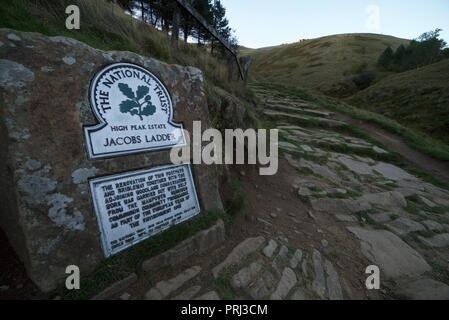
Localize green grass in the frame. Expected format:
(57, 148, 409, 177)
(254, 82, 449, 162)
(0, 0, 51, 35)
(256, 83, 449, 191)
(330, 189, 362, 199)
(405, 200, 423, 216)
(248, 33, 409, 97)
(357, 210, 386, 229)
(429, 206, 449, 215)
(0, 0, 139, 52)
(429, 261, 449, 284)
(413, 229, 437, 239)
(214, 265, 238, 300)
(348, 59, 449, 144)
(251, 33, 449, 145)
(280, 127, 397, 166)
(280, 141, 328, 165)
(213, 251, 262, 300)
(52, 211, 226, 300)
(224, 180, 246, 215)
(0, 0, 254, 102)
(406, 195, 449, 215)
(310, 139, 400, 163)
(405, 165, 449, 191)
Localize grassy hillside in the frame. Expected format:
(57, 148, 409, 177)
(249, 33, 409, 97)
(348, 59, 449, 144)
(254, 81, 449, 161)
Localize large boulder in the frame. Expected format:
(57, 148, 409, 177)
(0, 29, 223, 292)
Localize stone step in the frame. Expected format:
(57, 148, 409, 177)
(171, 285, 202, 300)
(142, 219, 225, 272)
(145, 266, 202, 300)
(264, 110, 345, 128)
(212, 236, 265, 278)
(324, 259, 344, 300)
(91, 273, 138, 300)
(195, 291, 221, 300)
(270, 268, 297, 300)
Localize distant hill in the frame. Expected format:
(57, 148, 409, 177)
(238, 46, 255, 55)
(348, 59, 449, 143)
(248, 33, 409, 97)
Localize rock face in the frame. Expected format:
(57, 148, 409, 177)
(270, 267, 297, 300)
(145, 266, 202, 300)
(141, 219, 225, 272)
(0, 29, 223, 291)
(386, 217, 425, 236)
(396, 278, 449, 300)
(212, 236, 265, 278)
(418, 233, 449, 248)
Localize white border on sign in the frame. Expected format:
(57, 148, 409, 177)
(83, 62, 187, 160)
(88, 163, 200, 257)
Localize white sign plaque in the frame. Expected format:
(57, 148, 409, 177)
(84, 63, 186, 159)
(89, 164, 200, 257)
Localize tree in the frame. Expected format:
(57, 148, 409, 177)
(122, 0, 236, 53)
(383, 29, 448, 72)
(192, 0, 214, 45)
(230, 33, 239, 51)
(210, 0, 230, 53)
(352, 72, 375, 90)
(115, 0, 133, 12)
(415, 28, 447, 66)
(377, 46, 394, 69)
(442, 48, 449, 59)
(391, 44, 406, 70)
(181, 0, 195, 43)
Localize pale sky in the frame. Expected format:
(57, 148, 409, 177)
(221, 0, 449, 48)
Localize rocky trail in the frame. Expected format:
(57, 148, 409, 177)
(3, 78, 449, 300)
(334, 113, 449, 183)
(86, 84, 449, 300)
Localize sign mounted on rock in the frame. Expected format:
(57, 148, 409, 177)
(89, 164, 200, 257)
(0, 29, 224, 292)
(84, 63, 186, 159)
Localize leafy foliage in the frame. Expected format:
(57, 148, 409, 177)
(118, 83, 156, 120)
(377, 46, 394, 69)
(120, 0, 237, 50)
(118, 83, 135, 99)
(378, 29, 448, 72)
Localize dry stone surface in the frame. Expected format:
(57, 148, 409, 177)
(212, 237, 265, 278)
(145, 266, 201, 300)
(348, 227, 431, 279)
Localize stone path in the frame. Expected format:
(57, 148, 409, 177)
(247, 84, 449, 299)
(94, 84, 449, 300)
(141, 235, 344, 300)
